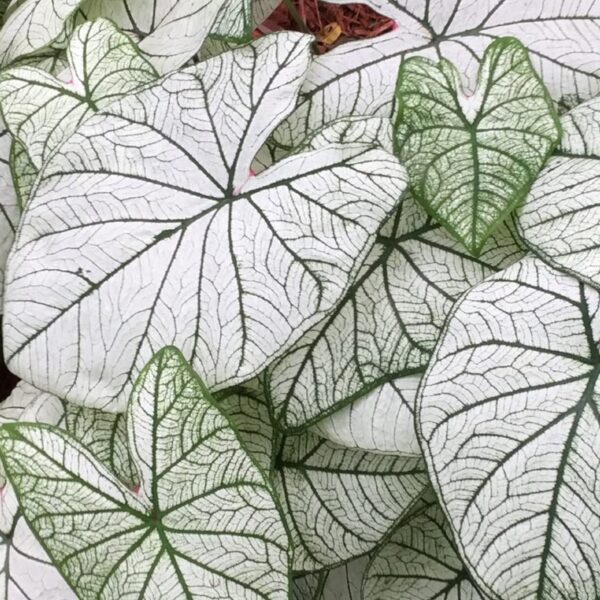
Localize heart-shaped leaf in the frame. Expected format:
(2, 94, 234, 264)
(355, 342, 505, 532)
(0, 347, 290, 599)
(268, 188, 523, 431)
(363, 491, 489, 600)
(517, 95, 600, 289)
(0, 18, 158, 170)
(418, 256, 600, 600)
(395, 37, 560, 254)
(274, 1, 600, 150)
(3, 32, 407, 411)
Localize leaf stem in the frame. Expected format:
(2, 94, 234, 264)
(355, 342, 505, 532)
(282, 0, 312, 34)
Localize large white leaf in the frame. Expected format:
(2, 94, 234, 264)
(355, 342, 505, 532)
(275, 431, 428, 570)
(517, 95, 600, 288)
(268, 190, 523, 431)
(363, 492, 488, 600)
(81, 0, 223, 73)
(0, 347, 290, 599)
(395, 37, 560, 255)
(3, 32, 406, 412)
(312, 375, 422, 456)
(418, 256, 600, 600)
(0, 18, 158, 170)
(275, 1, 600, 148)
(0, 0, 81, 66)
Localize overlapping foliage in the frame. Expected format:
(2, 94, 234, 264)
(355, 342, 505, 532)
(0, 1, 598, 599)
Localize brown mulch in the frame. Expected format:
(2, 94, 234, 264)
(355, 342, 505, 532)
(254, 0, 395, 53)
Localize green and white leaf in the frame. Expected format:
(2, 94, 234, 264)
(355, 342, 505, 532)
(395, 37, 560, 254)
(0, 18, 158, 170)
(210, 0, 251, 42)
(274, 1, 600, 149)
(0, 0, 82, 67)
(418, 256, 600, 600)
(312, 375, 422, 456)
(81, 0, 223, 73)
(363, 492, 488, 600)
(268, 191, 524, 431)
(275, 431, 428, 570)
(292, 555, 369, 600)
(0, 347, 290, 599)
(3, 32, 406, 412)
(517, 95, 600, 289)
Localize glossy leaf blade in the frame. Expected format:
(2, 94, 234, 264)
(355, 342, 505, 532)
(418, 257, 600, 600)
(3, 33, 406, 411)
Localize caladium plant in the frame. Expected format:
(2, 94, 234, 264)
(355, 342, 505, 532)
(0, 1, 599, 599)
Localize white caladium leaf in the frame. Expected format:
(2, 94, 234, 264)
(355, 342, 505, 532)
(81, 0, 223, 73)
(268, 191, 524, 431)
(0, 347, 290, 599)
(275, 1, 600, 149)
(418, 256, 600, 600)
(312, 375, 422, 456)
(292, 555, 369, 600)
(517, 95, 600, 289)
(4, 32, 406, 412)
(0, 18, 158, 170)
(395, 37, 560, 254)
(0, 0, 82, 67)
(363, 492, 488, 600)
(275, 431, 428, 570)
(0, 125, 19, 311)
(210, 0, 251, 42)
